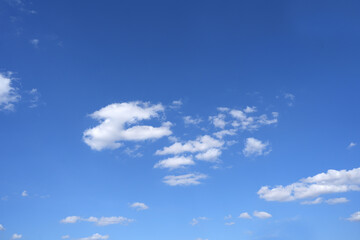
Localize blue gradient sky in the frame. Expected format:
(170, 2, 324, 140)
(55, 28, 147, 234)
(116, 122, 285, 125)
(1, 1, 360, 240)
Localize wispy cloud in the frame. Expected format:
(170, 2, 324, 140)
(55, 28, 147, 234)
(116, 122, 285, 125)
(130, 202, 149, 211)
(163, 173, 207, 186)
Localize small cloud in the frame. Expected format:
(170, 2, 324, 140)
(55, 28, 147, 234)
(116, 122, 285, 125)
(284, 93, 295, 106)
(154, 156, 195, 170)
(224, 214, 232, 220)
(0, 72, 20, 111)
(60, 216, 81, 224)
(184, 116, 202, 125)
(209, 114, 226, 129)
(243, 138, 271, 157)
(79, 233, 109, 240)
(163, 173, 207, 186)
(225, 222, 235, 226)
(12, 233, 22, 239)
(130, 202, 149, 211)
(347, 142, 357, 149)
(21, 190, 28, 197)
(0, 224, 5, 231)
(190, 217, 208, 226)
(253, 211, 272, 219)
(30, 39, 39, 48)
(243, 106, 257, 113)
(61, 235, 70, 239)
(301, 197, 323, 205)
(346, 211, 360, 222)
(28, 88, 40, 108)
(326, 197, 349, 205)
(170, 100, 183, 109)
(238, 212, 252, 219)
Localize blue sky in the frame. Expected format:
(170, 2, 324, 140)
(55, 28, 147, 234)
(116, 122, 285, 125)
(1, 0, 360, 239)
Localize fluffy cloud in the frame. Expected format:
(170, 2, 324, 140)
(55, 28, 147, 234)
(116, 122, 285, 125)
(79, 233, 109, 240)
(0, 72, 20, 111)
(130, 202, 149, 211)
(238, 212, 252, 219)
(83, 102, 172, 150)
(326, 197, 349, 205)
(243, 138, 270, 157)
(258, 167, 360, 202)
(60, 216, 133, 226)
(156, 135, 224, 155)
(163, 173, 207, 186)
(209, 114, 226, 129)
(195, 148, 221, 162)
(253, 211, 272, 219)
(213, 129, 236, 139)
(154, 156, 195, 170)
(346, 211, 360, 222)
(62, 235, 70, 239)
(12, 234, 22, 239)
(184, 116, 202, 125)
(229, 109, 278, 131)
(244, 106, 257, 113)
(21, 190, 28, 197)
(348, 142, 357, 149)
(0, 224, 5, 231)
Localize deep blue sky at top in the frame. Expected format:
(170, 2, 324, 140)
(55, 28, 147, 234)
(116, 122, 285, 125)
(1, 0, 360, 240)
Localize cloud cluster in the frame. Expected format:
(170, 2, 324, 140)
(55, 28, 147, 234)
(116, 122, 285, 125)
(258, 167, 360, 202)
(60, 216, 134, 226)
(0, 72, 20, 111)
(83, 102, 172, 150)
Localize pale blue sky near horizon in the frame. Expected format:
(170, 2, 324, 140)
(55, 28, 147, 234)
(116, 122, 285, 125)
(0, 0, 360, 240)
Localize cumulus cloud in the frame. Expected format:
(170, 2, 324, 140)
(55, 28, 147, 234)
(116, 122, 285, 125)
(238, 212, 252, 219)
(0, 72, 20, 111)
(60, 216, 133, 226)
(79, 233, 109, 240)
(195, 148, 221, 162)
(244, 106, 257, 113)
(163, 173, 207, 186)
(209, 114, 226, 129)
(184, 116, 202, 125)
(325, 197, 349, 205)
(83, 102, 172, 150)
(253, 211, 272, 219)
(243, 138, 270, 157)
(258, 167, 360, 202)
(21, 190, 28, 197)
(156, 135, 224, 156)
(170, 100, 182, 109)
(12, 234, 22, 239)
(213, 129, 236, 139)
(229, 109, 278, 131)
(346, 211, 360, 222)
(0, 224, 5, 231)
(154, 156, 195, 170)
(130, 202, 149, 211)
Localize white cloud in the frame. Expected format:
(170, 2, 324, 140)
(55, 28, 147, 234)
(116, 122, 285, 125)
(346, 211, 360, 222)
(163, 173, 207, 186)
(21, 190, 28, 197)
(244, 106, 256, 113)
(213, 129, 236, 139)
(28, 88, 40, 108)
(230, 109, 277, 131)
(60, 216, 81, 224)
(301, 197, 323, 205)
(130, 202, 149, 211)
(170, 100, 182, 109)
(348, 142, 357, 149)
(253, 211, 272, 219)
(83, 102, 172, 150)
(284, 93, 295, 106)
(0, 72, 20, 111)
(326, 197, 349, 205)
(184, 116, 202, 125)
(79, 233, 109, 240)
(0, 224, 5, 231)
(258, 167, 360, 202)
(224, 214, 232, 220)
(209, 114, 226, 129)
(238, 212, 252, 219)
(12, 234, 22, 239)
(190, 217, 208, 226)
(156, 135, 224, 155)
(195, 148, 221, 162)
(154, 156, 195, 170)
(243, 138, 270, 157)
(62, 235, 70, 239)
(30, 39, 39, 48)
